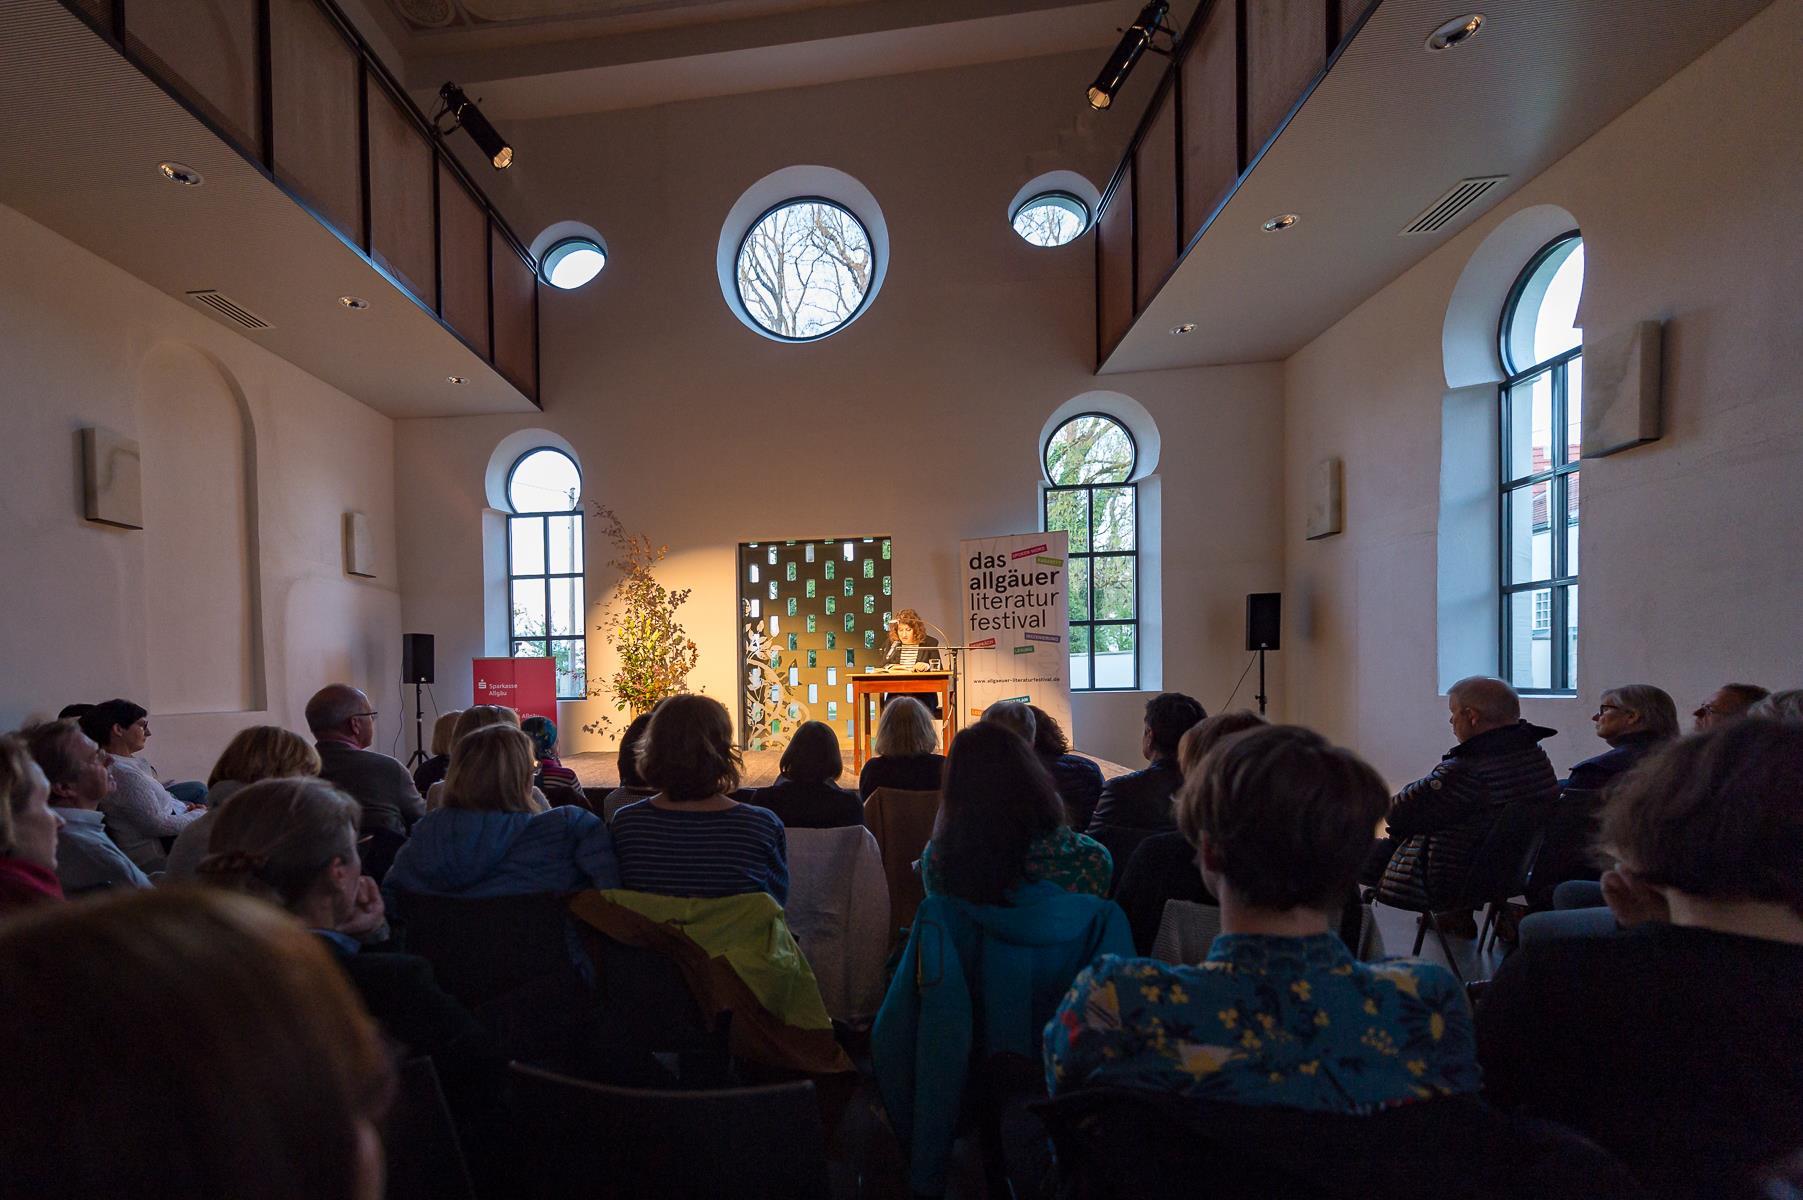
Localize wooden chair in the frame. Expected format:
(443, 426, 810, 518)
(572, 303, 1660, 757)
(862, 787, 940, 934)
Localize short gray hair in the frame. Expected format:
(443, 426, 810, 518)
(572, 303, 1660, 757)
(982, 701, 1036, 744)
(303, 685, 365, 736)
(1601, 684, 1680, 741)
(1751, 689, 1803, 726)
(1448, 676, 1520, 727)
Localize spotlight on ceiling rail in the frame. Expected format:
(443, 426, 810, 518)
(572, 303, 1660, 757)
(1086, 0, 1176, 111)
(434, 83, 513, 170)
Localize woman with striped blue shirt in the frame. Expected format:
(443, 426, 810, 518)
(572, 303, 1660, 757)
(610, 695, 788, 905)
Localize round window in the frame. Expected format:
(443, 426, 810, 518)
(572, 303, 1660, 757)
(1044, 414, 1136, 485)
(1011, 191, 1090, 247)
(734, 198, 874, 341)
(507, 447, 581, 513)
(540, 237, 607, 290)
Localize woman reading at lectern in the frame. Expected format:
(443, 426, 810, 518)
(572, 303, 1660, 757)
(883, 610, 942, 669)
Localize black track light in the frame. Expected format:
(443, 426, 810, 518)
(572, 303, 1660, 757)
(435, 83, 513, 170)
(1087, 0, 1176, 110)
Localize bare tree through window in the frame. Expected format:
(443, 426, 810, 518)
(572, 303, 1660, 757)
(736, 200, 873, 339)
(1012, 193, 1089, 247)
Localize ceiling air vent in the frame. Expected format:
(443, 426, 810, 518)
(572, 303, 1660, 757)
(1400, 176, 1506, 235)
(185, 289, 272, 331)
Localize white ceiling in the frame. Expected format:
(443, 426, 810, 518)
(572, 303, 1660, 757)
(1101, 0, 1777, 373)
(0, 0, 537, 419)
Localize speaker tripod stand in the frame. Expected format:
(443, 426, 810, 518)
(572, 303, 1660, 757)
(404, 681, 429, 771)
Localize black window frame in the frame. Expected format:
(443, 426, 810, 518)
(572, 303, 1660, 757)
(504, 447, 587, 700)
(1010, 190, 1092, 247)
(733, 195, 876, 343)
(1496, 231, 1583, 696)
(1041, 412, 1140, 692)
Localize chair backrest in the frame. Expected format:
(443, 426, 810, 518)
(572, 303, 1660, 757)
(508, 1062, 832, 1200)
(863, 787, 940, 931)
(1464, 799, 1550, 906)
(387, 890, 585, 1014)
(1032, 1087, 1648, 1200)
(1150, 898, 1221, 965)
(382, 1058, 477, 1200)
(783, 824, 891, 1022)
(1085, 824, 1161, 896)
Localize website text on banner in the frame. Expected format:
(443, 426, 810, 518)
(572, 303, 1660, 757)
(960, 531, 1072, 741)
(472, 657, 558, 724)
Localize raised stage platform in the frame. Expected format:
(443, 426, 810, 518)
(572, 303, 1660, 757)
(562, 749, 1133, 791)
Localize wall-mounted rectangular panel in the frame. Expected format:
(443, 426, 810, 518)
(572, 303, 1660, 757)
(1246, 0, 1328, 159)
(365, 74, 435, 305)
(491, 228, 538, 400)
(1338, 0, 1379, 42)
(124, 0, 262, 157)
(1096, 165, 1135, 359)
(438, 161, 490, 358)
(270, 0, 361, 243)
(1180, 0, 1240, 245)
(1134, 86, 1180, 312)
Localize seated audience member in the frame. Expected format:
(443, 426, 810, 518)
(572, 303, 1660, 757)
(384, 725, 618, 898)
(0, 734, 64, 912)
(307, 684, 424, 837)
(857, 696, 946, 799)
(425, 705, 544, 810)
(610, 695, 788, 904)
(0, 888, 392, 1200)
(601, 711, 657, 821)
(21, 720, 148, 893)
(1086, 691, 1207, 834)
(981, 699, 1037, 744)
(1048, 725, 1479, 1110)
(1570, 684, 1680, 790)
(411, 709, 461, 796)
(1751, 688, 1803, 724)
(919, 723, 1112, 900)
(78, 699, 204, 870)
(521, 715, 580, 787)
(1367, 676, 1558, 930)
(1477, 720, 1803, 1200)
(1114, 710, 1266, 953)
(750, 720, 863, 829)
(1030, 705, 1104, 830)
(1692, 683, 1768, 732)
(164, 726, 321, 880)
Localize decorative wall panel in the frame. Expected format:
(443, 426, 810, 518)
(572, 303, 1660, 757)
(491, 226, 538, 397)
(739, 537, 892, 751)
(1096, 163, 1135, 359)
(271, 0, 362, 242)
(366, 74, 435, 302)
(1246, 0, 1328, 160)
(125, 0, 262, 156)
(439, 162, 490, 356)
(1134, 86, 1180, 312)
(1180, 0, 1240, 244)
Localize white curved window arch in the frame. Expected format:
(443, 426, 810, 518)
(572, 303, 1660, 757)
(505, 446, 586, 699)
(1043, 413, 1140, 690)
(1498, 232, 1583, 693)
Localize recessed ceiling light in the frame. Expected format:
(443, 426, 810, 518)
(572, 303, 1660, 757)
(157, 161, 202, 187)
(338, 296, 369, 310)
(1171, 323, 1196, 335)
(1425, 13, 1484, 51)
(447, 375, 467, 385)
(1262, 213, 1300, 233)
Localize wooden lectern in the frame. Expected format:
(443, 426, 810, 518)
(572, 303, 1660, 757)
(850, 671, 955, 769)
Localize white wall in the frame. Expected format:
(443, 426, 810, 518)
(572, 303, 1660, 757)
(1281, 0, 1803, 787)
(395, 51, 1287, 767)
(0, 203, 404, 779)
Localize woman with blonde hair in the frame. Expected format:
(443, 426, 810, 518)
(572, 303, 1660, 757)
(857, 695, 946, 799)
(0, 887, 391, 1200)
(163, 725, 321, 880)
(424, 705, 544, 810)
(0, 732, 64, 912)
(411, 708, 463, 795)
(386, 723, 618, 897)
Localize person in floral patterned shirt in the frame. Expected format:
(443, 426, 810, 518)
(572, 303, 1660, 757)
(1045, 725, 1479, 1111)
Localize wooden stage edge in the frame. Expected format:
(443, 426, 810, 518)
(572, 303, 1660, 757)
(564, 749, 1133, 792)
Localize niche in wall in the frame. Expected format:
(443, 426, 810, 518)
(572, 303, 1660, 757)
(738, 538, 893, 752)
(136, 342, 263, 715)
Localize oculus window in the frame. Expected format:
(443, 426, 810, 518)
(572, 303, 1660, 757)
(735, 199, 873, 341)
(1043, 414, 1138, 690)
(1012, 191, 1090, 247)
(540, 237, 606, 290)
(1499, 233, 1583, 694)
(506, 447, 587, 699)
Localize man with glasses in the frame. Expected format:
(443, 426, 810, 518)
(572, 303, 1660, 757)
(306, 684, 424, 839)
(1692, 683, 1769, 732)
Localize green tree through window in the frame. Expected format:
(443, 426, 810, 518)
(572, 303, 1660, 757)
(1043, 414, 1138, 690)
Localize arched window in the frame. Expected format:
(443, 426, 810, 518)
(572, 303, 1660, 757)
(1043, 413, 1138, 690)
(1498, 232, 1583, 693)
(506, 447, 586, 699)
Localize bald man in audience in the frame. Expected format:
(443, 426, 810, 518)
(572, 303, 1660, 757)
(1692, 683, 1769, 732)
(1365, 677, 1559, 934)
(306, 684, 423, 838)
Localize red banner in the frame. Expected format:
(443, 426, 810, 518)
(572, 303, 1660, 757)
(472, 657, 558, 723)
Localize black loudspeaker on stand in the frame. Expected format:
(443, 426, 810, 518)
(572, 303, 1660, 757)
(402, 634, 435, 770)
(1245, 594, 1281, 717)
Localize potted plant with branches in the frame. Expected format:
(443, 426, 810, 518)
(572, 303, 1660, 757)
(582, 505, 700, 736)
